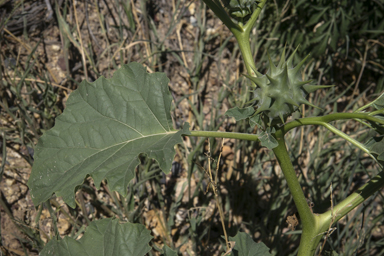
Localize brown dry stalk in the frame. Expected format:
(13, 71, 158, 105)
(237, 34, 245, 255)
(317, 183, 337, 256)
(206, 139, 231, 252)
(73, 1, 88, 81)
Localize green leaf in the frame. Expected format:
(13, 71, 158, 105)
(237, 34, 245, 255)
(366, 136, 384, 162)
(249, 114, 262, 128)
(257, 128, 278, 150)
(229, 232, 271, 256)
(28, 63, 190, 207)
(40, 219, 152, 256)
(313, 34, 329, 56)
(309, 33, 327, 44)
(372, 92, 384, 110)
(226, 106, 255, 121)
(330, 22, 340, 51)
(306, 6, 329, 27)
(370, 118, 384, 135)
(162, 245, 178, 256)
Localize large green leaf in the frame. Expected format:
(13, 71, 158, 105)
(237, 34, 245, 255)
(229, 232, 271, 256)
(40, 219, 152, 256)
(28, 63, 190, 207)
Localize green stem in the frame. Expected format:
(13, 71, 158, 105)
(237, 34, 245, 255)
(232, 31, 258, 77)
(276, 112, 384, 254)
(282, 112, 383, 165)
(281, 112, 384, 134)
(230, 0, 268, 77)
(320, 123, 377, 162)
(320, 170, 384, 225)
(243, 0, 268, 35)
(354, 91, 384, 113)
(201, 0, 241, 32)
(289, 119, 375, 162)
(272, 130, 318, 255)
(303, 171, 384, 254)
(202, 0, 268, 77)
(370, 108, 384, 116)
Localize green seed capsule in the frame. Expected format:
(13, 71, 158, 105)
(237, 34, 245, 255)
(246, 47, 331, 125)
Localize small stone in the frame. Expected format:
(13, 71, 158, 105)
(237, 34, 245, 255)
(5, 178, 15, 186)
(51, 44, 61, 52)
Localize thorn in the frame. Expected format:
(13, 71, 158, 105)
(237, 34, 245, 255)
(295, 80, 314, 88)
(267, 52, 277, 74)
(244, 98, 257, 105)
(284, 97, 300, 107)
(250, 65, 263, 77)
(281, 65, 290, 85)
(254, 104, 269, 115)
(265, 74, 279, 86)
(244, 74, 265, 88)
(303, 84, 334, 93)
(291, 54, 310, 76)
(287, 45, 300, 67)
(300, 98, 322, 110)
(277, 46, 287, 68)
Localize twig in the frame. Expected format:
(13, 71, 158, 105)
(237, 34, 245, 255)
(85, 0, 101, 50)
(44, 0, 53, 21)
(73, 1, 89, 81)
(130, 1, 152, 64)
(353, 39, 384, 95)
(176, 20, 188, 68)
(2, 76, 71, 91)
(317, 183, 337, 255)
(206, 139, 231, 252)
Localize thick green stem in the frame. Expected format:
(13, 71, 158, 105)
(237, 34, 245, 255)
(301, 171, 384, 254)
(229, 0, 268, 77)
(233, 31, 258, 77)
(272, 130, 319, 255)
(243, 0, 267, 35)
(276, 112, 384, 254)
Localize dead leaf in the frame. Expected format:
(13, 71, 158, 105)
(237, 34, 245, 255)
(286, 214, 299, 231)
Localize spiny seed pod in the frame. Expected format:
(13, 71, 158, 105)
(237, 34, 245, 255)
(246, 47, 331, 125)
(222, 0, 260, 21)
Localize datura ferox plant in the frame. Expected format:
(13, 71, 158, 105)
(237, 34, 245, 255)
(28, 0, 384, 255)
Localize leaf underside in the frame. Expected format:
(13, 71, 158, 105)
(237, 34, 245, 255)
(28, 63, 189, 208)
(40, 219, 152, 256)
